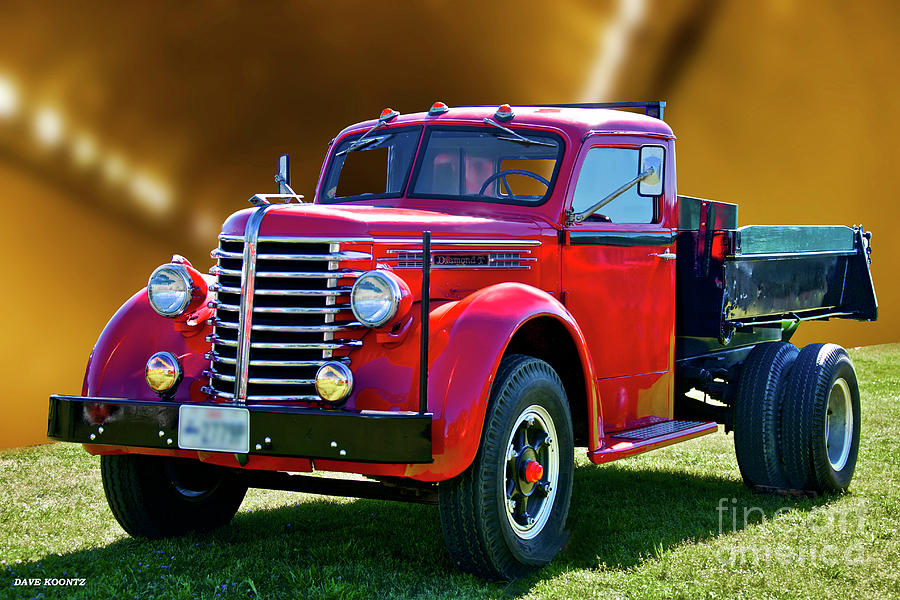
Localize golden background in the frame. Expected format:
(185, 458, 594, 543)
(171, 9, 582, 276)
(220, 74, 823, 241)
(2, 1, 896, 448)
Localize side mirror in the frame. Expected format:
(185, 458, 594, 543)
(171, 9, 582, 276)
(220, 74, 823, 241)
(638, 145, 665, 197)
(277, 154, 291, 195)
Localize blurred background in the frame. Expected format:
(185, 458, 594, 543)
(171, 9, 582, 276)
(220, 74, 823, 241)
(2, 0, 897, 448)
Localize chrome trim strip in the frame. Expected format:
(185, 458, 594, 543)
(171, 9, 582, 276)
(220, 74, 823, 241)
(220, 234, 373, 244)
(727, 250, 857, 260)
(386, 249, 533, 255)
(234, 205, 273, 404)
(212, 249, 372, 261)
(219, 234, 542, 247)
(248, 340, 362, 350)
(214, 302, 349, 314)
(390, 265, 533, 270)
(210, 320, 361, 333)
(210, 283, 350, 297)
(375, 238, 542, 247)
(202, 386, 320, 402)
(206, 353, 348, 367)
(210, 337, 361, 350)
(384, 257, 537, 263)
(211, 266, 363, 279)
(208, 371, 315, 386)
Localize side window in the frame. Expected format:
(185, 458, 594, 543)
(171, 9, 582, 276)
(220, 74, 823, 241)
(571, 147, 656, 223)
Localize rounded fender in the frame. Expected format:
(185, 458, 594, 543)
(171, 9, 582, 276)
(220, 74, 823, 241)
(82, 288, 213, 402)
(408, 282, 598, 480)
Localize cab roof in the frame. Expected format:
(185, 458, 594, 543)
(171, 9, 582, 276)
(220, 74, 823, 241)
(340, 103, 674, 141)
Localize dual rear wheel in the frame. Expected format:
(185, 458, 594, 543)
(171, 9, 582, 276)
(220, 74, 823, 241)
(734, 342, 860, 493)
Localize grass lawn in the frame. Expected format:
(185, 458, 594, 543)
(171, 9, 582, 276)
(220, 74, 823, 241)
(2, 344, 899, 599)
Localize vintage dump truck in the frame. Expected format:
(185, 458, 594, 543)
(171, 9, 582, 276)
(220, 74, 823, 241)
(49, 101, 877, 579)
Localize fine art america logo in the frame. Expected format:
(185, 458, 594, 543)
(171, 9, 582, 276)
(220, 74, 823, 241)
(715, 497, 867, 567)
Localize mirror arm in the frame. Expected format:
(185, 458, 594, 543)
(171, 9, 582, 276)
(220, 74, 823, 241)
(567, 167, 654, 225)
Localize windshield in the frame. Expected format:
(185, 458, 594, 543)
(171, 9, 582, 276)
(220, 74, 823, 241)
(320, 124, 564, 205)
(319, 126, 422, 203)
(409, 126, 563, 204)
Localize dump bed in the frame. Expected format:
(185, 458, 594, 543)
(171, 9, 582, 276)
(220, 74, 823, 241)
(674, 196, 877, 360)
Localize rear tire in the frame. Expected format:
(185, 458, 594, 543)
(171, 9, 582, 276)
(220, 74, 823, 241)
(438, 354, 574, 580)
(780, 344, 861, 492)
(101, 454, 247, 538)
(734, 341, 798, 489)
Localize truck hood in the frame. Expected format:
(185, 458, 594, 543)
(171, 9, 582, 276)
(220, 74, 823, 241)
(220, 203, 551, 241)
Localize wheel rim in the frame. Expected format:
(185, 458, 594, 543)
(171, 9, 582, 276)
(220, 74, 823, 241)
(504, 404, 559, 540)
(825, 377, 853, 471)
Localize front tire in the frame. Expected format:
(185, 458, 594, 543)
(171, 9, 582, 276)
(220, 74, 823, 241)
(438, 355, 574, 580)
(780, 344, 861, 492)
(101, 454, 247, 538)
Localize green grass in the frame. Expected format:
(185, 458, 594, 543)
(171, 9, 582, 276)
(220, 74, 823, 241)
(2, 344, 899, 599)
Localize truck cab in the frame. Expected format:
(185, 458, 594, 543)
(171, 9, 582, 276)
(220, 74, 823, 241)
(49, 101, 877, 579)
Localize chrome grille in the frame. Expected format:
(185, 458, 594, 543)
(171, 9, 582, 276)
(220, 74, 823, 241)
(204, 235, 370, 403)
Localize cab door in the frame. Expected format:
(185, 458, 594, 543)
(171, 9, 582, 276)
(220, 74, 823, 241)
(561, 138, 676, 431)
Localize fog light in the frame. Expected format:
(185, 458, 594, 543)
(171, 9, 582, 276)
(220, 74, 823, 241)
(145, 351, 182, 394)
(315, 362, 353, 403)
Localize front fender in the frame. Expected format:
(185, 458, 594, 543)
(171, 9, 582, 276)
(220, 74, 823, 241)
(413, 282, 597, 480)
(82, 288, 213, 402)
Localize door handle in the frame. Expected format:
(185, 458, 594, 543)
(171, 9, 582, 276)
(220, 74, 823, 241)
(653, 252, 677, 261)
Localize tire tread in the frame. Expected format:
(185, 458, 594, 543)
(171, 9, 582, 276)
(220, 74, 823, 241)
(734, 341, 798, 489)
(439, 354, 573, 579)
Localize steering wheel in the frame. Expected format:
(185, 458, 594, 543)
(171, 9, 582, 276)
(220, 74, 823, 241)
(478, 169, 550, 198)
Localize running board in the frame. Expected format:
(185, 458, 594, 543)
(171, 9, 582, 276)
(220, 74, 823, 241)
(589, 419, 718, 465)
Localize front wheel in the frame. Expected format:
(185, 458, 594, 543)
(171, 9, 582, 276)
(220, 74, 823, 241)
(101, 454, 247, 538)
(438, 354, 574, 580)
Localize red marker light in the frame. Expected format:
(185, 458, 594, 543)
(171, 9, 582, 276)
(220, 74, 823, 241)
(495, 104, 514, 121)
(524, 459, 544, 483)
(379, 107, 399, 122)
(428, 101, 449, 116)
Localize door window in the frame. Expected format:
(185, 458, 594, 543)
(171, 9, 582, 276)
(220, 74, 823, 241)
(572, 147, 656, 223)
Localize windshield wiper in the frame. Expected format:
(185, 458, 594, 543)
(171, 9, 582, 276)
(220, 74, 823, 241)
(482, 117, 556, 147)
(335, 121, 390, 156)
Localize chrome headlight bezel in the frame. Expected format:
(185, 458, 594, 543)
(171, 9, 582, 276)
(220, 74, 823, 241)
(350, 270, 404, 328)
(147, 264, 194, 317)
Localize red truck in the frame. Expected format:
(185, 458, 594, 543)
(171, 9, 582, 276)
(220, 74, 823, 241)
(49, 101, 878, 579)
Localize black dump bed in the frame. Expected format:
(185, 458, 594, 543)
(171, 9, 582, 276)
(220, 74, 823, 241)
(674, 196, 877, 361)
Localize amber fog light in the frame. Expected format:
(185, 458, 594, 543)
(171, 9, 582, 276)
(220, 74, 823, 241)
(315, 362, 353, 403)
(145, 352, 182, 394)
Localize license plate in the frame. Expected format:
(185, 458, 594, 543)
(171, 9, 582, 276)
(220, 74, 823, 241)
(178, 405, 250, 453)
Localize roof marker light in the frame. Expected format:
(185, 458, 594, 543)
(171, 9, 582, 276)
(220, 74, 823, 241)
(428, 101, 449, 116)
(495, 104, 514, 122)
(379, 107, 399, 122)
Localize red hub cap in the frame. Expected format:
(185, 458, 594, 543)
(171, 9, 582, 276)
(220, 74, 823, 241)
(524, 459, 544, 483)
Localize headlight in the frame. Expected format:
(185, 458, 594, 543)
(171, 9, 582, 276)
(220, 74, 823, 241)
(350, 270, 408, 327)
(145, 351, 182, 394)
(315, 362, 354, 403)
(148, 264, 193, 317)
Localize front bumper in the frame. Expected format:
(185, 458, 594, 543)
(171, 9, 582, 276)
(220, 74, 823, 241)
(48, 395, 433, 464)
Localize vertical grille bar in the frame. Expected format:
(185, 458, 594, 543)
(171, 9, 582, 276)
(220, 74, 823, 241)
(234, 206, 273, 404)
